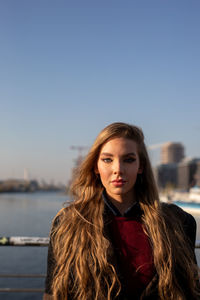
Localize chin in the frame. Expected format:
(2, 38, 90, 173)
(112, 190, 127, 196)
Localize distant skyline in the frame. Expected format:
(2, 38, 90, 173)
(0, 1, 200, 184)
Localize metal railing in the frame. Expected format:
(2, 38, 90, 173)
(0, 236, 49, 247)
(0, 236, 49, 293)
(0, 236, 200, 293)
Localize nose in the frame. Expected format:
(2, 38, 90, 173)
(113, 159, 124, 174)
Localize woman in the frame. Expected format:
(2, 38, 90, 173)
(44, 122, 200, 300)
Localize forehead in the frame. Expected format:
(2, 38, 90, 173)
(99, 137, 138, 154)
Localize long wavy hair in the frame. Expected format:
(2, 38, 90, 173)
(51, 122, 199, 300)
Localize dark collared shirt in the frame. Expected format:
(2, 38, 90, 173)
(102, 190, 143, 217)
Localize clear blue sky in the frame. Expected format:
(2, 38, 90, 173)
(0, 0, 200, 184)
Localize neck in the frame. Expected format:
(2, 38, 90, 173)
(107, 192, 136, 215)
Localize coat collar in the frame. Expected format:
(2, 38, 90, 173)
(102, 190, 143, 218)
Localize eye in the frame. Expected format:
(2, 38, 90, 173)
(101, 158, 112, 163)
(124, 157, 136, 163)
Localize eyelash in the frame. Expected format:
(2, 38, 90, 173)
(124, 158, 136, 163)
(101, 158, 136, 163)
(102, 158, 112, 163)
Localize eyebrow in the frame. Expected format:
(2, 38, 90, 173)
(100, 152, 137, 157)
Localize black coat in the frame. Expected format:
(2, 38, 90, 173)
(45, 202, 199, 299)
(103, 202, 198, 300)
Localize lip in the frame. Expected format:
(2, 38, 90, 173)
(111, 179, 126, 187)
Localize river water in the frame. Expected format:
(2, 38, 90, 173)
(0, 192, 68, 300)
(0, 192, 200, 300)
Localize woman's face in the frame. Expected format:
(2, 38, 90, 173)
(96, 137, 142, 201)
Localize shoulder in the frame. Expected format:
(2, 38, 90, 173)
(161, 202, 196, 227)
(51, 205, 73, 231)
(161, 202, 197, 247)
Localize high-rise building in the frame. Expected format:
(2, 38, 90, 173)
(161, 142, 184, 164)
(177, 158, 200, 190)
(194, 161, 200, 186)
(154, 163, 177, 189)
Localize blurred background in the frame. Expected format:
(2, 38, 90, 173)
(0, 0, 200, 299)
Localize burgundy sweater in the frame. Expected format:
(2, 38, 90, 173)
(109, 216, 155, 298)
(103, 194, 155, 298)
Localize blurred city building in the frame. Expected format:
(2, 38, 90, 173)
(177, 158, 200, 190)
(154, 142, 200, 191)
(161, 142, 185, 164)
(194, 161, 200, 186)
(154, 163, 177, 190)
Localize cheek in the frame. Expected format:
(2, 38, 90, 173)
(97, 164, 109, 180)
(98, 168, 107, 179)
(127, 166, 140, 179)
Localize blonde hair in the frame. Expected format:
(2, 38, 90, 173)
(51, 122, 199, 300)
